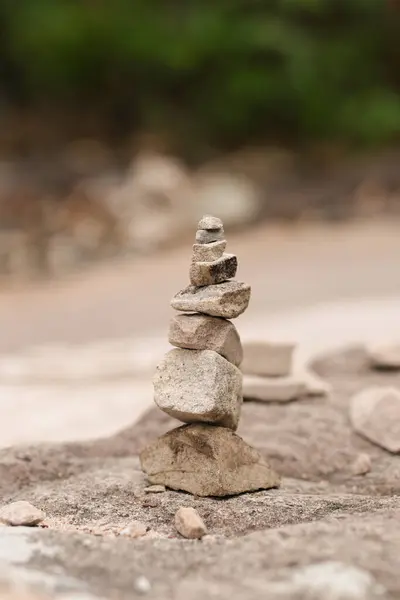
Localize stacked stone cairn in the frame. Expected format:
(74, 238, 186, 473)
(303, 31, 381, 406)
(140, 215, 280, 497)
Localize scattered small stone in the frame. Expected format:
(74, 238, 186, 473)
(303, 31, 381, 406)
(190, 254, 237, 287)
(141, 496, 160, 508)
(298, 368, 332, 397)
(367, 343, 400, 370)
(351, 453, 372, 476)
(140, 423, 280, 497)
(198, 215, 223, 230)
(154, 348, 242, 429)
(0, 501, 45, 527)
(241, 341, 294, 377)
(134, 576, 151, 595)
(120, 521, 148, 538)
(174, 507, 207, 539)
(350, 387, 400, 453)
(171, 281, 251, 319)
(169, 314, 243, 366)
(144, 485, 166, 494)
(243, 374, 306, 402)
(192, 240, 226, 262)
(195, 229, 225, 244)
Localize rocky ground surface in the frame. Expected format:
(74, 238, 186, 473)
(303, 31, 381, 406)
(1, 346, 400, 599)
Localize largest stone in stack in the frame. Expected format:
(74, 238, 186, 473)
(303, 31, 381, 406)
(140, 215, 280, 497)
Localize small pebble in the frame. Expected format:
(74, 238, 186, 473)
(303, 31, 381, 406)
(134, 576, 151, 595)
(142, 496, 160, 508)
(174, 507, 207, 540)
(351, 453, 372, 476)
(198, 215, 223, 230)
(144, 485, 166, 494)
(120, 521, 148, 538)
(0, 501, 45, 527)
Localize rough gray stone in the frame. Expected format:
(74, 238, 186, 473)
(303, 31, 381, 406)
(153, 349, 242, 430)
(192, 240, 226, 262)
(190, 254, 237, 287)
(241, 341, 294, 377)
(195, 229, 225, 244)
(140, 423, 280, 497)
(243, 374, 306, 402)
(350, 386, 400, 453)
(171, 281, 251, 319)
(0, 501, 45, 527)
(174, 507, 207, 539)
(198, 215, 223, 230)
(168, 314, 243, 366)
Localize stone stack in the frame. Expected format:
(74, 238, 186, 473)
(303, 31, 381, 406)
(140, 215, 280, 497)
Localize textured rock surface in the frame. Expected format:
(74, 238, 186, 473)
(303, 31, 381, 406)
(140, 423, 280, 496)
(192, 240, 226, 262)
(0, 501, 44, 526)
(367, 344, 400, 370)
(241, 341, 294, 377)
(190, 253, 237, 286)
(153, 349, 242, 429)
(195, 229, 225, 244)
(243, 374, 306, 402)
(198, 215, 223, 230)
(171, 281, 251, 319)
(169, 314, 243, 366)
(174, 507, 207, 539)
(350, 386, 400, 453)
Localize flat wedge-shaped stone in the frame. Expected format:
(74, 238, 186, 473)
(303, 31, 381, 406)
(198, 215, 223, 230)
(196, 229, 225, 244)
(171, 281, 251, 319)
(140, 423, 280, 497)
(241, 341, 295, 377)
(350, 386, 400, 453)
(243, 374, 306, 402)
(190, 253, 237, 287)
(169, 314, 243, 366)
(192, 240, 226, 262)
(154, 349, 242, 429)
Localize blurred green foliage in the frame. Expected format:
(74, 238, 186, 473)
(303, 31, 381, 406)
(0, 0, 399, 152)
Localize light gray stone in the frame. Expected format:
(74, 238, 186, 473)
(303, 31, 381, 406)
(192, 240, 226, 263)
(190, 254, 237, 287)
(241, 341, 294, 377)
(140, 423, 280, 497)
(350, 387, 400, 453)
(174, 507, 207, 539)
(168, 314, 243, 366)
(198, 215, 223, 230)
(171, 281, 251, 319)
(243, 374, 306, 402)
(0, 502, 45, 527)
(144, 485, 166, 494)
(196, 229, 225, 244)
(153, 349, 242, 430)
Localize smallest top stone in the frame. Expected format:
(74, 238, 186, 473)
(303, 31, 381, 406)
(198, 215, 223, 231)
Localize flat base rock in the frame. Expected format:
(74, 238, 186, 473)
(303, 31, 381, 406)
(154, 349, 242, 430)
(171, 281, 251, 319)
(169, 314, 243, 366)
(140, 423, 280, 497)
(241, 341, 294, 377)
(190, 253, 237, 287)
(243, 374, 306, 402)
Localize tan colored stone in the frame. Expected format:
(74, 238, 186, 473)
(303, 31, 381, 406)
(171, 281, 251, 319)
(140, 423, 280, 497)
(120, 521, 148, 538)
(351, 453, 372, 476)
(241, 341, 294, 377)
(174, 507, 207, 539)
(144, 485, 166, 494)
(168, 314, 243, 366)
(196, 229, 225, 244)
(154, 349, 242, 430)
(192, 240, 226, 262)
(350, 387, 400, 453)
(0, 501, 45, 526)
(243, 374, 306, 402)
(367, 344, 400, 370)
(198, 215, 223, 230)
(190, 254, 237, 287)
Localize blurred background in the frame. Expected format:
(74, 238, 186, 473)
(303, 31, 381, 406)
(1, 0, 400, 445)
